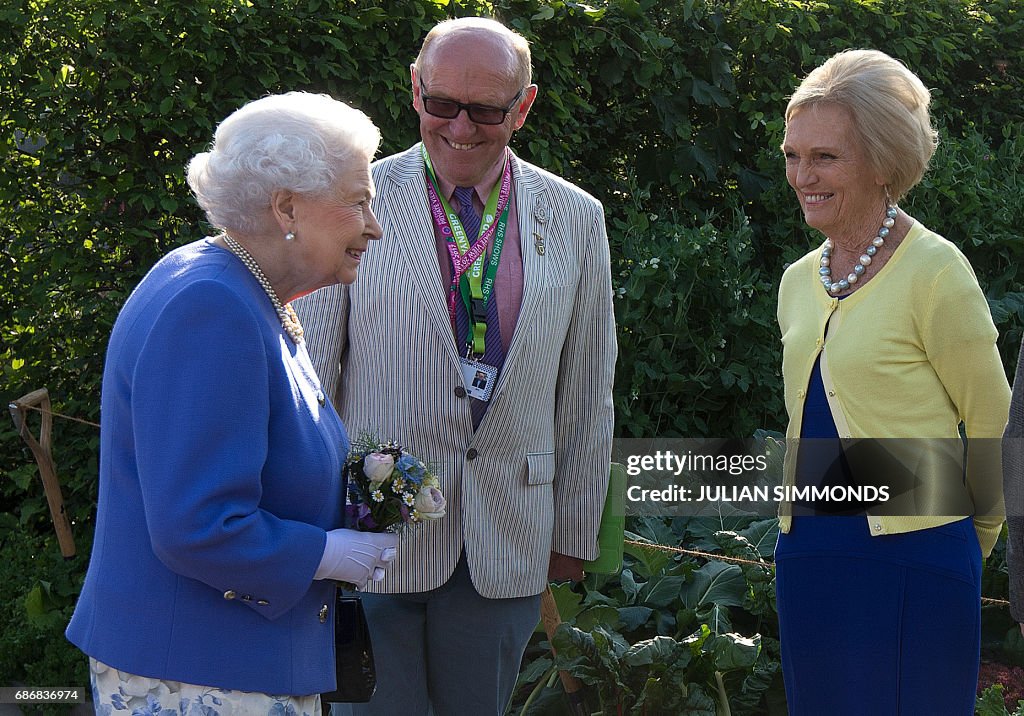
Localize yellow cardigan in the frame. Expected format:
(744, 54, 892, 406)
(777, 221, 1010, 556)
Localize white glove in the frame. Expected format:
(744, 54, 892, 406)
(314, 529, 398, 588)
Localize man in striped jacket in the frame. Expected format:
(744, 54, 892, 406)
(295, 16, 616, 716)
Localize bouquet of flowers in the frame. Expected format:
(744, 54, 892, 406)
(328, 437, 446, 700)
(344, 434, 446, 533)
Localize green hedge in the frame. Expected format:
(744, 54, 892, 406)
(2, 0, 1022, 705)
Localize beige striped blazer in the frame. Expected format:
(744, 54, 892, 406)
(293, 144, 616, 598)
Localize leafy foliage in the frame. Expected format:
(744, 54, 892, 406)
(1, 0, 1022, 703)
(978, 684, 1024, 716)
(513, 515, 782, 714)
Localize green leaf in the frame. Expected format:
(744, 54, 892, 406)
(617, 605, 653, 631)
(623, 635, 687, 667)
(679, 683, 718, 716)
(552, 623, 632, 691)
(535, 581, 585, 634)
(624, 536, 673, 577)
(975, 684, 1010, 716)
(628, 518, 679, 548)
(682, 561, 746, 608)
(709, 631, 761, 671)
(737, 518, 780, 558)
(701, 603, 732, 635)
(518, 655, 553, 684)
(575, 604, 619, 632)
(641, 574, 684, 608)
(24, 583, 48, 619)
(690, 79, 729, 107)
(23, 580, 66, 629)
(619, 568, 642, 603)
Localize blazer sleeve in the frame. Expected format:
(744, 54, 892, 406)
(921, 254, 1009, 557)
(131, 279, 327, 620)
(293, 283, 350, 403)
(551, 203, 617, 559)
(1004, 338, 1024, 622)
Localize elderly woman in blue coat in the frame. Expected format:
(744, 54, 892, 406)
(66, 92, 398, 714)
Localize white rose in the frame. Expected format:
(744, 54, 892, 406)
(122, 674, 163, 697)
(414, 485, 446, 519)
(363, 453, 395, 483)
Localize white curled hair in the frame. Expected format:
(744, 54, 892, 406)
(186, 92, 381, 233)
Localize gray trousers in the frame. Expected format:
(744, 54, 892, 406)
(331, 553, 541, 716)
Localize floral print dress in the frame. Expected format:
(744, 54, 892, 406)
(89, 658, 322, 715)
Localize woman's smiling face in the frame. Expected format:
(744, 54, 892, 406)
(783, 102, 887, 243)
(290, 159, 381, 290)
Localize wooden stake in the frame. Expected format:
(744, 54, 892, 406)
(8, 388, 76, 558)
(540, 585, 588, 716)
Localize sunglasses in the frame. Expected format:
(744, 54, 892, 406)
(418, 79, 525, 126)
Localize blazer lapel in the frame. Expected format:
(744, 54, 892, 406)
(494, 153, 550, 397)
(382, 145, 464, 369)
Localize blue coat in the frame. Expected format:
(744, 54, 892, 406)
(66, 238, 347, 695)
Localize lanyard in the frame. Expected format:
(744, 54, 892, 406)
(422, 146, 512, 356)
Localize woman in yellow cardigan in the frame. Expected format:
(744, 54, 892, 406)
(774, 49, 1009, 715)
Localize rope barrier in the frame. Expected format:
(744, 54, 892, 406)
(4, 399, 1015, 609)
(624, 538, 1011, 607)
(625, 538, 771, 568)
(8, 401, 100, 428)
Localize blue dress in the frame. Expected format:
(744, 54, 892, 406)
(775, 356, 981, 715)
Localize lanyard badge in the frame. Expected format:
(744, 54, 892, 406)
(459, 358, 497, 401)
(423, 147, 514, 403)
(422, 146, 512, 360)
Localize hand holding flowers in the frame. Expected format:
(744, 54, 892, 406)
(345, 436, 446, 534)
(317, 530, 397, 590)
(328, 436, 445, 591)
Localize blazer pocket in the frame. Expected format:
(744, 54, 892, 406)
(545, 271, 575, 289)
(526, 451, 555, 485)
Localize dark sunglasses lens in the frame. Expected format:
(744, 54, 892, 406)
(467, 107, 505, 125)
(423, 98, 461, 119)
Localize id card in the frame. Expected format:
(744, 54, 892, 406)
(459, 358, 497, 401)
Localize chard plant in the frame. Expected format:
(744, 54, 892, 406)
(512, 513, 786, 715)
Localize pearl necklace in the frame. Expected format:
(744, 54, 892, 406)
(222, 234, 305, 344)
(819, 205, 898, 294)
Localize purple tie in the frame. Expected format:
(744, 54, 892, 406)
(452, 186, 504, 428)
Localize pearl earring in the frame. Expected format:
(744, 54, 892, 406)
(284, 231, 295, 241)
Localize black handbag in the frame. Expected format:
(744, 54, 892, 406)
(320, 589, 377, 703)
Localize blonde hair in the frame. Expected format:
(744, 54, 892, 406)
(786, 49, 938, 200)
